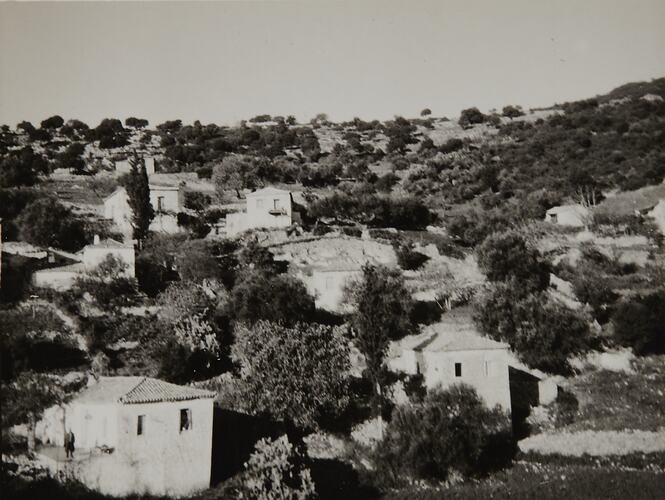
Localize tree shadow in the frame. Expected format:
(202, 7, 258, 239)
(308, 458, 381, 500)
(209, 406, 302, 485)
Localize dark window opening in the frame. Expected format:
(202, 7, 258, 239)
(180, 408, 192, 432)
(137, 415, 145, 435)
(454, 362, 462, 377)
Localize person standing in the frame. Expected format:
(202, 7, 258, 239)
(64, 430, 76, 459)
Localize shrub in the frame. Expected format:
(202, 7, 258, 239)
(16, 197, 86, 251)
(374, 385, 513, 485)
(396, 244, 430, 271)
(230, 271, 314, 326)
(476, 230, 550, 292)
(458, 107, 486, 128)
(238, 435, 315, 499)
(612, 291, 665, 355)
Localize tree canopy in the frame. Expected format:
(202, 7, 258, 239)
(231, 321, 350, 429)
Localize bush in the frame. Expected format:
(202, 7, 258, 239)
(476, 230, 550, 292)
(396, 244, 429, 271)
(612, 291, 665, 355)
(15, 197, 86, 251)
(236, 435, 315, 499)
(458, 107, 486, 128)
(230, 271, 315, 326)
(374, 385, 513, 485)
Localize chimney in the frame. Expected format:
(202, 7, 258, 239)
(93, 234, 100, 245)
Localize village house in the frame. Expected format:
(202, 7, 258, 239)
(32, 237, 135, 291)
(225, 187, 294, 236)
(544, 204, 591, 227)
(114, 157, 156, 175)
(104, 184, 185, 236)
(34, 376, 216, 498)
(389, 309, 512, 411)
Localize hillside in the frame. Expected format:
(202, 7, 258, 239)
(2, 78, 665, 499)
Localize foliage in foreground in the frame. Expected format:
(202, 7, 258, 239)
(373, 385, 513, 486)
(235, 435, 315, 500)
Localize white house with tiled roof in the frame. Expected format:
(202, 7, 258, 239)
(35, 376, 216, 497)
(390, 308, 512, 411)
(225, 186, 294, 235)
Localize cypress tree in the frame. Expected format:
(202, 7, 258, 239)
(124, 154, 154, 244)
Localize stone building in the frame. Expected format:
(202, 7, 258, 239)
(104, 184, 184, 236)
(225, 187, 293, 236)
(390, 309, 512, 411)
(35, 376, 216, 497)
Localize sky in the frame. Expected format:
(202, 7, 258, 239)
(1, 0, 664, 127)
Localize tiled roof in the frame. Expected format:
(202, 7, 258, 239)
(246, 186, 290, 197)
(76, 376, 216, 405)
(85, 238, 131, 250)
(149, 184, 181, 191)
(398, 308, 509, 353)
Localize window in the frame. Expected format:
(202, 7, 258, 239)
(180, 408, 192, 432)
(416, 362, 420, 375)
(273, 199, 281, 210)
(484, 360, 490, 377)
(454, 362, 462, 377)
(549, 213, 558, 224)
(157, 196, 165, 212)
(137, 415, 145, 436)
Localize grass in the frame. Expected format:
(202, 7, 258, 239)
(382, 463, 665, 499)
(561, 355, 665, 432)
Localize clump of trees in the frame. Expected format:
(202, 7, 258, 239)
(231, 321, 350, 429)
(459, 107, 486, 128)
(502, 105, 524, 119)
(0, 147, 49, 188)
(474, 231, 590, 374)
(16, 197, 86, 251)
(374, 385, 513, 485)
(309, 192, 435, 230)
(346, 265, 415, 416)
(230, 271, 314, 326)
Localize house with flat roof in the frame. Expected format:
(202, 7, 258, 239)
(225, 187, 294, 236)
(390, 309, 512, 411)
(35, 376, 216, 498)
